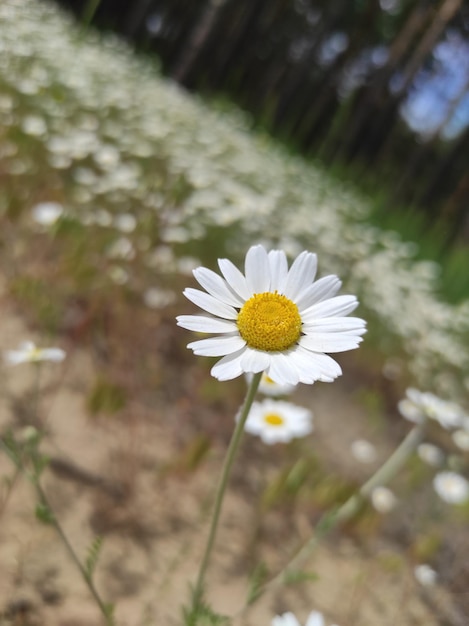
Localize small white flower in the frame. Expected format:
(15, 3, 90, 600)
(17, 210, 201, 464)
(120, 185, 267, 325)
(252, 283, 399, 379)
(452, 429, 469, 451)
(114, 213, 137, 233)
(143, 287, 176, 309)
(247, 372, 297, 397)
(272, 611, 329, 626)
(370, 486, 397, 513)
(433, 471, 469, 505)
(414, 564, 437, 587)
(351, 439, 377, 463)
(417, 443, 445, 467)
(4, 341, 66, 365)
(32, 201, 63, 226)
(177, 245, 366, 384)
(398, 388, 464, 430)
(242, 399, 313, 444)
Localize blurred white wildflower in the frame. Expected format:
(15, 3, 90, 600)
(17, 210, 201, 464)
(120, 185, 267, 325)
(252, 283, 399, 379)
(433, 471, 469, 505)
(108, 266, 129, 285)
(106, 237, 135, 260)
(143, 287, 176, 309)
(351, 439, 377, 463)
(177, 245, 366, 384)
(114, 213, 137, 233)
(32, 201, 63, 226)
(4, 341, 66, 365)
(370, 486, 397, 513)
(452, 429, 469, 452)
(398, 388, 464, 430)
(414, 564, 437, 587)
(272, 611, 338, 626)
(247, 372, 297, 397)
(417, 443, 445, 467)
(241, 399, 313, 445)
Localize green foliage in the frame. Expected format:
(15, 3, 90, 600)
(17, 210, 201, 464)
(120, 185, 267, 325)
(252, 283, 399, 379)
(86, 377, 127, 416)
(246, 561, 269, 605)
(183, 587, 230, 626)
(9, 276, 61, 333)
(283, 569, 320, 586)
(84, 536, 104, 582)
(35, 501, 55, 525)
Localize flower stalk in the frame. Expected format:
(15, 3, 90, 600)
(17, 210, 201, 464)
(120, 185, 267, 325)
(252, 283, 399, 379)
(190, 372, 262, 614)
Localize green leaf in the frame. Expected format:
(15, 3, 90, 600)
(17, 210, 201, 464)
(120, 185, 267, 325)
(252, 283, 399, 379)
(283, 569, 319, 585)
(246, 561, 269, 604)
(35, 502, 55, 524)
(85, 536, 104, 581)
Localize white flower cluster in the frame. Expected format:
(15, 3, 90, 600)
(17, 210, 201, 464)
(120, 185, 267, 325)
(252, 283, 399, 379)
(398, 388, 469, 505)
(1, 0, 469, 399)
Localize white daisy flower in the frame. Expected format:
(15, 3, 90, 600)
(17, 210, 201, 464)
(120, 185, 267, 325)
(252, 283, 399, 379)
(246, 372, 297, 397)
(32, 201, 63, 226)
(414, 564, 437, 587)
(177, 245, 366, 384)
(370, 486, 397, 513)
(272, 611, 337, 626)
(433, 471, 469, 505)
(4, 341, 66, 365)
(398, 388, 464, 430)
(452, 429, 469, 451)
(350, 439, 377, 463)
(242, 399, 313, 444)
(417, 443, 445, 467)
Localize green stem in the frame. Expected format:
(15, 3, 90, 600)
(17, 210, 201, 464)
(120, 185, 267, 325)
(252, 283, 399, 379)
(34, 480, 114, 626)
(241, 417, 427, 611)
(191, 372, 262, 611)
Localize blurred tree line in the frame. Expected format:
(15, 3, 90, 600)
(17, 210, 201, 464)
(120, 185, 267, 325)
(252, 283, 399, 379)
(58, 0, 469, 247)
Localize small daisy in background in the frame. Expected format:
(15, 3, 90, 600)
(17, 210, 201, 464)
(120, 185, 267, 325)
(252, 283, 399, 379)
(433, 471, 469, 505)
(417, 442, 445, 467)
(370, 486, 397, 514)
(272, 610, 339, 626)
(350, 439, 377, 463)
(177, 244, 366, 384)
(241, 399, 313, 445)
(4, 341, 66, 365)
(31, 201, 63, 226)
(433, 472, 469, 504)
(398, 388, 465, 430)
(247, 372, 297, 397)
(452, 429, 469, 452)
(414, 564, 438, 587)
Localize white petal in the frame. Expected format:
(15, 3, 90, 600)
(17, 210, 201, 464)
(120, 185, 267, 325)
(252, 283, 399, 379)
(300, 333, 363, 353)
(183, 288, 238, 319)
(218, 258, 251, 300)
(305, 612, 325, 626)
(240, 347, 270, 373)
(271, 613, 301, 626)
(41, 348, 66, 362)
(303, 316, 366, 333)
(305, 352, 343, 380)
(211, 348, 246, 380)
(268, 250, 288, 290)
(176, 315, 237, 333)
(295, 275, 341, 309)
(193, 267, 243, 307)
(187, 335, 246, 356)
(267, 352, 300, 385)
(302, 295, 358, 319)
(287, 346, 323, 383)
(245, 245, 270, 293)
(282, 251, 317, 300)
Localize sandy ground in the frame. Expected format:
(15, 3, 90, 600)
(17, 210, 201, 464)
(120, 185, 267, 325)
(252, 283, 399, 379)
(0, 277, 461, 626)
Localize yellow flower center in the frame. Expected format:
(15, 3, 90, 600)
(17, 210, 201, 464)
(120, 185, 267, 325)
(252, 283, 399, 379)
(237, 292, 302, 352)
(264, 413, 284, 426)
